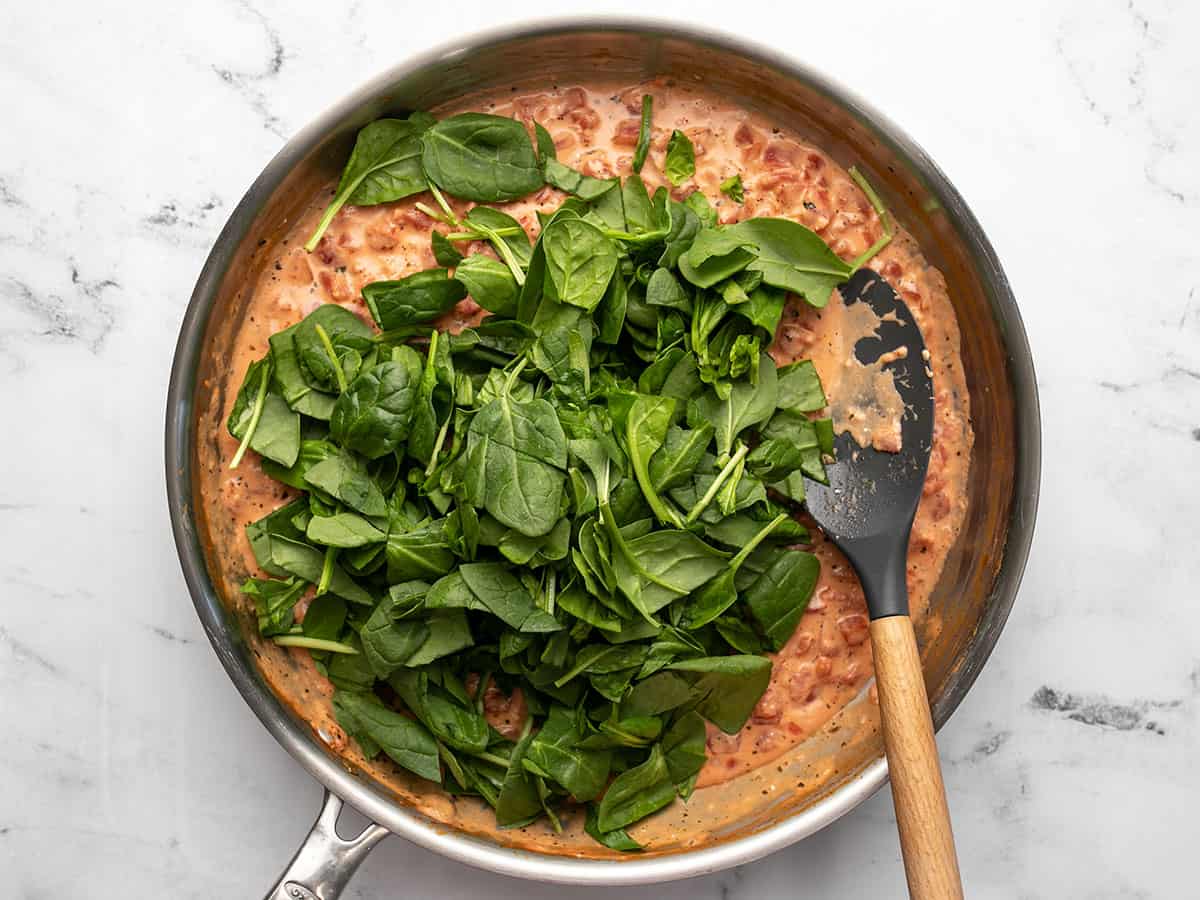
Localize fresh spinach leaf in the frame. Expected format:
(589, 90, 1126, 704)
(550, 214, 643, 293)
(332, 690, 441, 782)
(307, 511, 386, 549)
(228, 358, 301, 468)
(596, 744, 674, 832)
(303, 446, 387, 517)
(719, 173, 744, 203)
(330, 347, 422, 459)
(293, 305, 374, 394)
(465, 392, 567, 537)
(459, 562, 562, 633)
(362, 269, 466, 330)
(544, 158, 617, 200)
(669, 655, 772, 734)
(694, 354, 779, 459)
(431, 231, 464, 267)
(585, 805, 642, 851)
(421, 113, 543, 202)
(649, 423, 713, 492)
(542, 217, 618, 312)
(305, 113, 436, 251)
(241, 576, 307, 636)
(631, 94, 652, 174)
(662, 710, 706, 796)
(454, 255, 518, 316)
(776, 359, 827, 412)
(269, 325, 336, 420)
(495, 728, 541, 826)
(680, 513, 786, 629)
(726, 217, 853, 308)
(663, 130, 695, 186)
(262, 533, 374, 605)
(523, 706, 610, 801)
(745, 549, 820, 650)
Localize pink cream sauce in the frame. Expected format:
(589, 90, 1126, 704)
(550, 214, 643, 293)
(205, 80, 973, 838)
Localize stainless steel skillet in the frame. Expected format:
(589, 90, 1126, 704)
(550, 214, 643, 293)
(165, 18, 1040, 896)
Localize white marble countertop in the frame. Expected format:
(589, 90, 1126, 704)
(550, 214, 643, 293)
(2, 0, 1197, 896)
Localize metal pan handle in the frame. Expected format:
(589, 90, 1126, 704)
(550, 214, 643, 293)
(264, 790, 390, 900)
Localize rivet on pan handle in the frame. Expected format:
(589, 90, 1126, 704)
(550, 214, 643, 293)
(264, 790, 390, 900)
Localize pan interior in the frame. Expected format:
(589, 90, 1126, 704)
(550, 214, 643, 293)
(177, 24, 1030, 871)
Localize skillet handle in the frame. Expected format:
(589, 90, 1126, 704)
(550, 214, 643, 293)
(264, 789, 390, 900)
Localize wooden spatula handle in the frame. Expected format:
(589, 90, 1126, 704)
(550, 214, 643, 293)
(870, 615, 963, 899)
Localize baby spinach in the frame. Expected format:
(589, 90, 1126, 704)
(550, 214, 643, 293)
(663, 130, 695, 186)
(459, 562, 562, 633)
(645, 267, 690, 312)
(695, 354, 779, 460)
(332, 690, 441, 782)
(596, 744, 675, 832)
(454, 255, 518, 316)
(294, 305, 374, 394)
(610, 391, 681, 528)
(632, 94, 653, 174)
(465, 392, 567, 537)
(228, 357, 300, 469)
(542, 217, 618, 312)
(495, 729, 541, 827)
(303, 447, 387, 517)
(523, 706, 610, 801)
(431, 230, 464, 267)
(543, 158, 617, 200)
(241, 576, 307, 636)
(662, 710, 706, 796)
(719, 173, 744, 203)
(268, 325, 337, 420)
(305, 113, 436, 251)
(421, 113, 543, 202)
(236, 120, 870, 846)
(649, 423, 713, 492)
(745, 550, 820, 650)
(362, 269, 466, 330)
(776, 359, 827, 412)
(306, 511, 386, 549)
(680, 514, 787, 629)
(330, 348, 422, 458)
(263, 533, 374, 605)
(585, 805, 643, 851)
(726, 218, 853, 308)
(669, 655, 772, 734)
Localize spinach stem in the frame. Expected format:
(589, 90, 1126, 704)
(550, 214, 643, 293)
(685, 443, 750, 525)
(505, 357, 529, 392)
(316, 545, 336, 595)
(438, 742, 470, 789)
(445, 226, 524, 241)
(415, 201, 456, 226)
(424, 414, 452, 477)
(314, 323, 349, 393)
(544, 569, 557, 616)
(472, 750, 512, 768)
(228, 362, 270, 470)
(475, 671, 492, 715)
(626, 415, 684, 529)
(427, 181, 458, 223)
(273, 635, 358, 654)
(847, 166, 894, 272)
(729, 513, 789, 570)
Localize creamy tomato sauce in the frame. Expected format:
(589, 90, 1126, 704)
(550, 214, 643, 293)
(200, 79, 972, 850)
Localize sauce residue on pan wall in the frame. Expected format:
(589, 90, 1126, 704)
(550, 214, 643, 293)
(194, 79, 973, 853)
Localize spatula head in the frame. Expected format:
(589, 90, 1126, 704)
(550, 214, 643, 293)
(804, 269, 934, 615)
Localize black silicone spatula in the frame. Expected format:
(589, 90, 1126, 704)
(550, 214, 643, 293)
(805, 269, 963, 899)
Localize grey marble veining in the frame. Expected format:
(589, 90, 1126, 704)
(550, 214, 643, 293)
(1, 0, 1197, 897)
